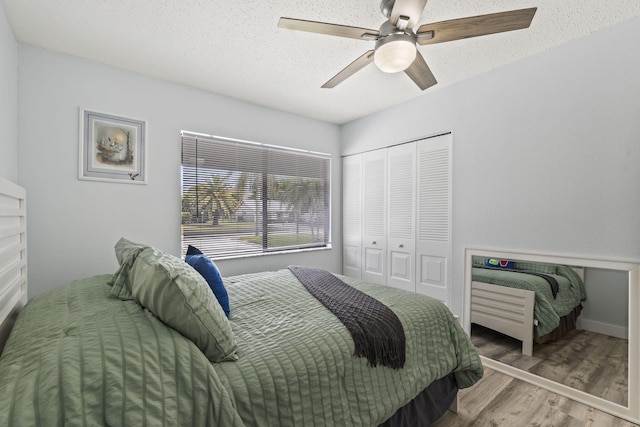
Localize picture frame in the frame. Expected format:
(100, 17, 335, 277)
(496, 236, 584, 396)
(79, 108, 147, 184)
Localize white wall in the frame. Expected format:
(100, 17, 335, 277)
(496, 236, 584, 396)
(0, 3, 17, 181)
(341, 17, 640, 317)
(17, 45, 342, 297)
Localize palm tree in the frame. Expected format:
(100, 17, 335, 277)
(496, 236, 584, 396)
(279, 177, 325, 239)
(204, 173, 242, 223)
(243, 173, 288, 236)
(184, 172, 243, 224)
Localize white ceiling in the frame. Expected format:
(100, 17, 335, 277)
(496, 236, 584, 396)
(3, 0, 640, 124)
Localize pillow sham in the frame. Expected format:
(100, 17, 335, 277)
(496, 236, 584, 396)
(185, 245, 230, 317)
(108, 237, 150, 299)
(112, 245, 238, 363)
(114, 237, 149, 266)
(513, 260, 557, 275)
(472, 256, 487, 267)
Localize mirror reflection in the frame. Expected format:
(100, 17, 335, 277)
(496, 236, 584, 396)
(469, 254, 629, 407)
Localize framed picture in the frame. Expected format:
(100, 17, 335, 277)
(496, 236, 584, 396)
(79, 109, 147, 184)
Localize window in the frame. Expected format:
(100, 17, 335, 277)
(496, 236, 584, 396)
(181, 131, 331, 258)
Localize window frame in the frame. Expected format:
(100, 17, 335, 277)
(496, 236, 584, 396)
(181, 131, 332, 259)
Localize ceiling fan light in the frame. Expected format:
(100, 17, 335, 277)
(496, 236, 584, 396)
(374, 39, 416, 73)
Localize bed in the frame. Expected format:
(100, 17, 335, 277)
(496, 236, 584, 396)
(470, 256, 586, 356)
(0, 179, 482, 427)
(0, 177, 27, 357)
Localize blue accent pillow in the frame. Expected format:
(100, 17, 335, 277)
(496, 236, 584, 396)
(485, 258, 515, 269)
(185, 245, 230, 317)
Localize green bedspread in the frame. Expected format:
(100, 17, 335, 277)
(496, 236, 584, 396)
(0, 274, 244, 426)
(471, 266, 585, 337)
(218, 269, 483, 426)
(0, 271, 483, 426)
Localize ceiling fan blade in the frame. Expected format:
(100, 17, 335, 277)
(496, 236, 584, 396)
(278, 18, 379, 40)
(404, 51, 437, 90)
(390, 0, 428, 29)
(322, 50, 375, 88)
(416, 7, 537, 45)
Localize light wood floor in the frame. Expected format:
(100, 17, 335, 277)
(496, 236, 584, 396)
(471, 325, 628, 406)
(432, 367, 639, 427)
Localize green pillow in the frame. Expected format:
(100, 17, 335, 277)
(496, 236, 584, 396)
(108, 238, 150, 299)
(513, 260, 557, 275)
(471, 256, 487, 267)
(112, 246, 238, 363)
(114, 237, 149, 265)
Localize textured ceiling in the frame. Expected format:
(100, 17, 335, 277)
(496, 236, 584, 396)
(3, 0, 640, 124)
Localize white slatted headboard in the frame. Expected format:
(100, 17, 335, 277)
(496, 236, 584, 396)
(0, 177, 27, 354)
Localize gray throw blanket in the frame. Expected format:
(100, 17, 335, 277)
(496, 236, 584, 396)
(288, 265, 406, 369)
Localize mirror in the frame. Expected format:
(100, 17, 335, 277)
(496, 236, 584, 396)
(464, 248, 640, 424)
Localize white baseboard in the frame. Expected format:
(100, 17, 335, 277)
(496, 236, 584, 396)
(579, 318, 628, 339)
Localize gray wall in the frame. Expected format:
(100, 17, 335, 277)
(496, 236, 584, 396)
(583, 268, 628, 328)
(341, 16, 640, 317)
(11, 11, 640, 321)
(0, 3, 17, 181)
(17, 45, 342, 297)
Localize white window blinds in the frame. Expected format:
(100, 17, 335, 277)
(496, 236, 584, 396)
(181, 131, 331, 258)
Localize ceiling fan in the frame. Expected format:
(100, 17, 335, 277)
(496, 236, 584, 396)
(278, 0, 537, 90)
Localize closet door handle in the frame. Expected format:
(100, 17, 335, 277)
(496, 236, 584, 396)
(399, 244, 404, 248)
(372, 241, 377, 245)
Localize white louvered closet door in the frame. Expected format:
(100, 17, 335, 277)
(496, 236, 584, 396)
(361, 149, 387, 285)
(415, 133, 452, 306)
(342, 154, 362, 279)
(386, 143, 416, 292)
